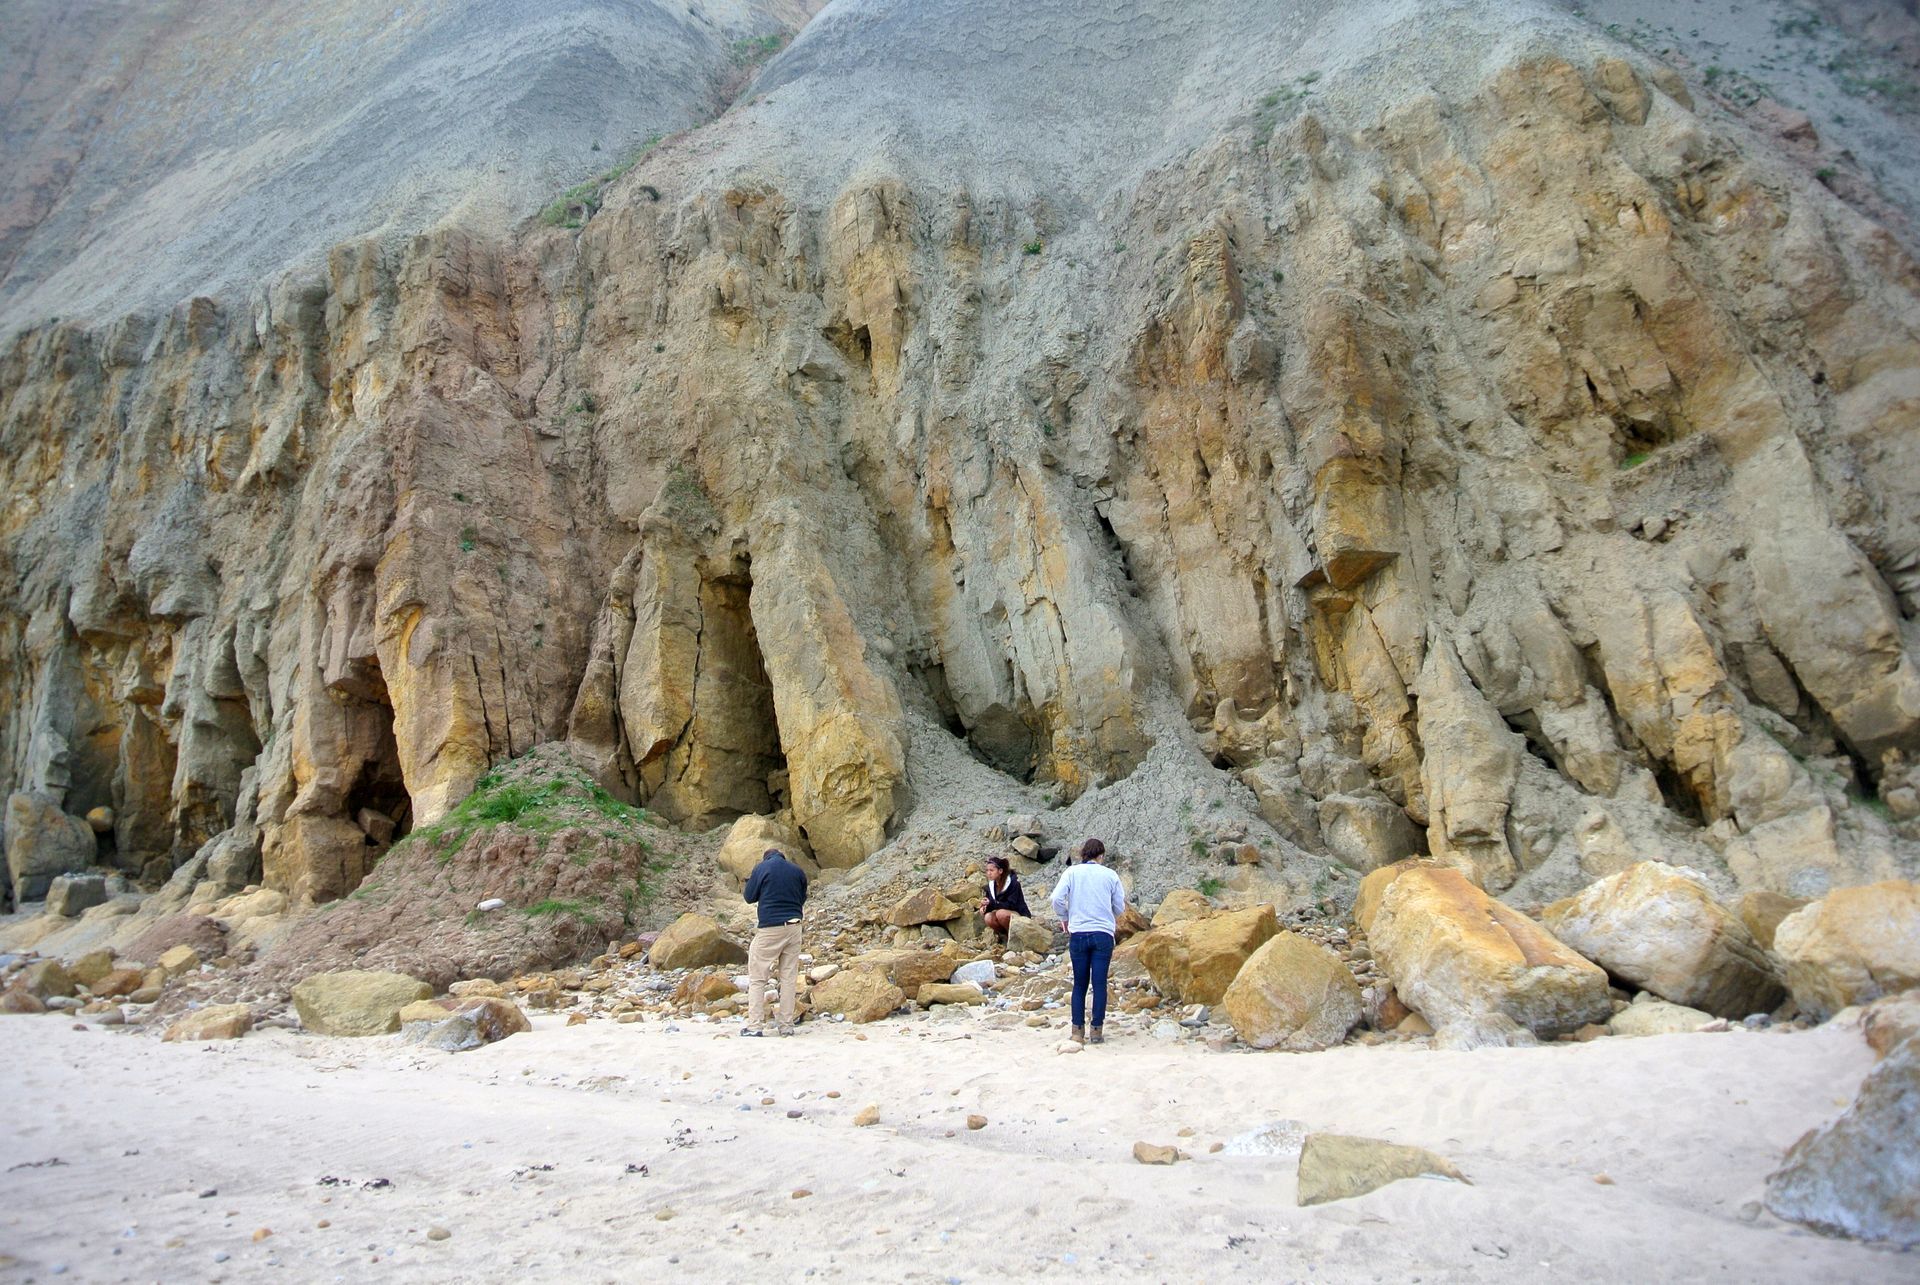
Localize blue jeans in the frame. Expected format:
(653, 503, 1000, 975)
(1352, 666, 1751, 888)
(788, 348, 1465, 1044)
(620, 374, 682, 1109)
(1069, 931, 1114, 1029)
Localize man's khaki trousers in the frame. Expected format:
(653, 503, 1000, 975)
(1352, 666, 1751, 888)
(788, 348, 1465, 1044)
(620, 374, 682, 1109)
(747, 922, 802, 1028)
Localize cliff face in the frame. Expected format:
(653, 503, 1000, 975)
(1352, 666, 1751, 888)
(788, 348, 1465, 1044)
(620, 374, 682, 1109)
(3, 0, 1918, 914)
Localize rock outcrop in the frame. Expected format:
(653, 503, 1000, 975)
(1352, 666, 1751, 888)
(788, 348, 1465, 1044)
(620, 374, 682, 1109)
(1772, 882, 1920, 1019)
(1765, 1035, 1920, 1247)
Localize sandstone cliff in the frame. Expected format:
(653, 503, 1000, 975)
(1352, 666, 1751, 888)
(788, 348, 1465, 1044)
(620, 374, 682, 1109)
(3, 0, 1918, 922)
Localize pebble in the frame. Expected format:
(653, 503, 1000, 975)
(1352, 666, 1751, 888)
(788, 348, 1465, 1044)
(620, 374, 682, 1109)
(655, 1209, 676, 1221)
(966, 1114, 987, 1130)
(213, 1252, 230, 1263)
(252, 1228, 272, 1242)
(786, 1109, 803, 1119)
(854, 1105, 880, 1127)
(792, 1188, 812, 1199)
(428, 1227, 451, 1241)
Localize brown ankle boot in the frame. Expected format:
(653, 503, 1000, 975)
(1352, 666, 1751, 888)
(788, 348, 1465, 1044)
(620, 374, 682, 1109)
(1089, 1027, 1105, 1044)
(1070, 1025, 1085, 1044)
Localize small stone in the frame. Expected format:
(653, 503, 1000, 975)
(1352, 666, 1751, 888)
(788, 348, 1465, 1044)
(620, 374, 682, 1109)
(966, 1115, 987, 1130)
(1594, 1174, 1615, 1185)
(654, 1209, 676, 1221)
(427, 1227, 450, 1241)
(791, 1189, 812, 1199)
(1133, 1141, 1180, 1165)
(317, 1220, 331, 1229)
(853, 1104, 880, 1127)
(252, 1228, 272, 1242)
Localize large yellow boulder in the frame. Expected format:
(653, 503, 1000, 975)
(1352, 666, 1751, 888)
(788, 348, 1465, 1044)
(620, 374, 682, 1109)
(1542, 863, 1782, 1017)
(292, 970, 434, 1036)
(716, 814, 815, 881)
(1773, 882, 1920, 1020)
(163, 1004, 254, 1042)
(1221, 932, 1362, 1050)
(1137, 906, 1278, 1005)
(1365, 863, 1610, 1046)
(648, 913, 748, 970)
(809, 967, 904, 1023)
(886, 888, 962, 927)
(1152, 889, 1213, 926)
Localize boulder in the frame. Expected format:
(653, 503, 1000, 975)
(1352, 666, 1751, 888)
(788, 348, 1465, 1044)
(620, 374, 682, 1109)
(671, 971, 739, 1005)
(1137, 906, 1278, 1005)
(1317, 793, 1422, 876)
(69, 949, 114, 988)
(1005, 914, 1056, 955)
(156, 944, 201, 978)
(448, 978, 506, 999)
(398, 998, 454, 1025)
(292, 970, 434, 1036)
(1765, 1035, 1920, 1246)
(5, 792, 97, 906)
(1542, 863, 1782, 1017)
(1221, 932, 1363, 1050)
(46, 874, 108, 918)
(401, 996, 531, 1052)
(886, 946, 963, 994)
(164, 1004, 254, 1042)
(1114, 906, 1152, 941)
(1607, 995, 1715, 1037)
(19, 959, 75, 1000)
(84, 806, 114, 833)
(0, 986, 47, 1014)
(1739, 890, 1809, 950)
(916, 982, 985, 1007)
(647, 913, 747, 970)
(951, 960, 996, 987)
(809, 967, 903, 1023)
(92, 968, 144, 998)
(1152, 889, 1213, 927)
(715, 814, 815, 881)
(1132, 1141, 1181, 1165)
(1773, 882, 1920, 1019)
(1296, 1134, 1468, 1206)
(1862, 994, 1920, 1061)
(1363, 862, 1611, 1044)
(886, 888, 962, 927)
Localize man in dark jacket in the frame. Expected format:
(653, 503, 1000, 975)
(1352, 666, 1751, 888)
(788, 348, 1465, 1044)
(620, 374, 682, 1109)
(742, 847, 808, 1036)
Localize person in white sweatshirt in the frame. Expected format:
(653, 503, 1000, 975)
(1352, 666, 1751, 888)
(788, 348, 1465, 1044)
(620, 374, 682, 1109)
(1048, 838, 1127, 1045)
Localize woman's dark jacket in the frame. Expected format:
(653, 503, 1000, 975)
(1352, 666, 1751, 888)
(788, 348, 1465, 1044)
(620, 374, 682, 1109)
(983, 872, 1031, 918)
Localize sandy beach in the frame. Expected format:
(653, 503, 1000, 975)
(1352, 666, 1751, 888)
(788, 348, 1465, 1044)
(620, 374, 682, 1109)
(0, 1013, 1907, 1283)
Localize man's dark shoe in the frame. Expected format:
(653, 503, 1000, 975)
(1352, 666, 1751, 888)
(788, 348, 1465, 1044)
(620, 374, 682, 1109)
(740, 1026, 765, 1038)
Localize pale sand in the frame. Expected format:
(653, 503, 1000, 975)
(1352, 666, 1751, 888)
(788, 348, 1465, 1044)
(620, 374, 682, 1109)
(0, 1016, 1908, 1282)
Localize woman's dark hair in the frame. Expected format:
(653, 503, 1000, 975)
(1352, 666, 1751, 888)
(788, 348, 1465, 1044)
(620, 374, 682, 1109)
(1081, 838, 1106, 861)
(984, 855, 1010, 875)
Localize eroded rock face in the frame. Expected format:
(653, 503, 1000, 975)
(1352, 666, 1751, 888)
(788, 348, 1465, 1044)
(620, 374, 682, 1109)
(1542, 862, 1782, 1017)
(0, 1, 1916, 919)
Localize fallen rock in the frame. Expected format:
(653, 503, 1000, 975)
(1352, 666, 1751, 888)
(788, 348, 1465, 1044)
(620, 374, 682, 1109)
(5, 792, 97, 905)
(1296, 1133, 1468, 1205)
(1004, 915, 1055, 955)
(46, 874, 108, 919)
(1363, 862, 1610, 1043)
(810, 967, 904, 1023)
(716, 814, 814, 881)
(647, 913, 747, 970)
(156, 944, 201, 979)
(291, 970, 434, 1036)
(0, 986, 47, 1014)
(886, 888, 962, 927)
(1221, 932, 1363, 1051)
(1765, 1034, 1920, 1246)
(1773, 882, 1920, 1020)
(1137, 905, 1278, 1005)
(671, 970, 740, 1006)
(882, 946, 964, 993)
(68, 950, 114, 988)
(1543, 863, 1782, 1017)
(1739, 890, 1809, 950)
(164, 1004, 254, 1042)
(916, 982, 985, 1007)
(853, 1104, 880, 1126)
(448, 978, 506, 999)
(951, 960, 996, 987)
(1862, 994, 1920, 1060)
(1607, 995, 1715, 1037)
(1132, 1141, 1181, 1165)
(807, 963, 839, 983)
(19, 959, 75, 1000)
(967, 1114, 987, 1130)
(1152, 889, 1212, 927)
(401, 996, 531, 1052)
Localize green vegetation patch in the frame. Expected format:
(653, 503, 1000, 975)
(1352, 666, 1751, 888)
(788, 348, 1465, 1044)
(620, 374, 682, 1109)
(540, 135, 664, 228)
(404, 754, 659, 863)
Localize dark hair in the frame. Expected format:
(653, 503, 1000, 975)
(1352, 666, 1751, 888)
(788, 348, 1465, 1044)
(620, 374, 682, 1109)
(984, 855, 1010, 874)
(1081, 838, 1105, 861)
(764, 848, 786, 861)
